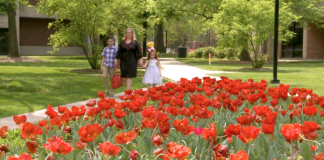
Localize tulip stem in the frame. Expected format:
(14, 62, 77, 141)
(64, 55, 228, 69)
(179, 133, 182, 145)
(291, 142, 293, 160)
(248, 142, 251, 155)
(24, 133, 27, 152)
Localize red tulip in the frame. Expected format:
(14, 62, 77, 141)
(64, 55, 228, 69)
(8, 153, 33, 160)
(114, 109, 126, 119)
(229, 150, 249, 160)
(0, 126, 8, 139)
(45, 105, 58, 119)
(261, 124, 275, 135)
(172, 118, 194, 135)
(13, 115, 27, 125)
(115, 131, 137, 144)
(21, 122, 40, 140)
(86, 99, 96, 107)
(224, 124, 242, 143)
(129, 150, 139, 160)
(166, 142, 191, 160)
(152, 134, 163, 146)
(26, 141, 39, 154)
(281, 110, 287, 116)
(43, 135, 74, 155)
(99, 141, 121, 156)
(301, 121, 320, 134)
(238, 126, 260, 143)
(311, 145, 318, 152)
(303, 105, 318, 116)
(203, 123, 217, 144)
(58, 106, 68, 114)
(280, 123, 301, 143)
(115, 120, 124, 130)
(97, 91, 106, 98)
(86, 107, 97, 117)
(212, 143, 227, 158)
(76, 142, 87, 149)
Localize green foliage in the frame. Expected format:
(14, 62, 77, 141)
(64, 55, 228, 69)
(211, 0, 309, 68)
(193, 48, 204, 58)
(202, 47, 216, 59)
(35, 0, 145, 69)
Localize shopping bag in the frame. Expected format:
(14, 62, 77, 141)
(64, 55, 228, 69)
(111, 67, 123, 89)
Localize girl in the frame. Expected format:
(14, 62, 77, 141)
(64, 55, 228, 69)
(142, 48, 162, 88)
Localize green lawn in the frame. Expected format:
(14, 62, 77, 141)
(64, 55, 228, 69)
(176, 58, 324, 96)
(0, 56, 149, 118)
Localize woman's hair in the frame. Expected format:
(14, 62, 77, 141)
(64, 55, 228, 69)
(122, 28, 137, 41)
(147, 48, 159, 60)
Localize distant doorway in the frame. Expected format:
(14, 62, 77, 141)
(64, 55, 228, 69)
(281, 22, 303, 58)
(0, 28, 9, 55)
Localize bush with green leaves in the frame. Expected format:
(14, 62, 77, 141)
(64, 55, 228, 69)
(202, 47, 216, 59)
(193, 48, 205, 58)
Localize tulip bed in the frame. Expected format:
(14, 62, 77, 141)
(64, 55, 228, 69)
(1, 76, 324, 160)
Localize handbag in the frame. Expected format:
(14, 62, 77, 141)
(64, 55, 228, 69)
(111, 66, 123, 89)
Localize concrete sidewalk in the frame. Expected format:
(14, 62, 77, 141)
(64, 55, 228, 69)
(0, 58, 223, 129)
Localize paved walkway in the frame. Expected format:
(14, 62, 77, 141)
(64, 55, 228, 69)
(0, 58, 223, 129)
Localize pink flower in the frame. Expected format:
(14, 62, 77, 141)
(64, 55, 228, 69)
(194, 127, 203, 135)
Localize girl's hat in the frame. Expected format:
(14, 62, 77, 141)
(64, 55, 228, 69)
(147, 41, 154, 48)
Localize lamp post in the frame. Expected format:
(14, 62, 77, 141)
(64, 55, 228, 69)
(143, 11, 147, 57)
(270, 0, 280, 84)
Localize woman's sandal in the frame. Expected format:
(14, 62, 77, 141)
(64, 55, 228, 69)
(104, 91, 108, 96)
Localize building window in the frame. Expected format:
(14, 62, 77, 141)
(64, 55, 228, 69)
(0, 28, 9, 55)
(281, 22, 303, 58)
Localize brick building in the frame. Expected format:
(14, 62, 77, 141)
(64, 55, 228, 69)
(0, 0, 84, 55)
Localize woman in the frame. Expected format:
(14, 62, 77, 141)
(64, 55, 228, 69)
(115, 28, 144, 90)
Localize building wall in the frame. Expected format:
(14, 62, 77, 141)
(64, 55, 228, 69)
(306, 23, 324, 59)
(20, 18, 55, 46)
(0, 15, 8, 28)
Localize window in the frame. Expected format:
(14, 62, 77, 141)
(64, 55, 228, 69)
(281, 22, 303, 58)
(0, 28, 9, 55)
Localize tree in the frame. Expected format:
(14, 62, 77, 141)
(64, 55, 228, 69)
(211, 0, 301, 68)
(36, 0, 144, 69)
(6, 0, 19, 58)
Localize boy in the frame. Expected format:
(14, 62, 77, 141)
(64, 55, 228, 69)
(100, 36, 118, 97)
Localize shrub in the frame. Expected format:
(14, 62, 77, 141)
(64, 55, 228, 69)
(203, 47, 216, 59)
(216, 50, 226, 59)
(193, 48, 205, 58)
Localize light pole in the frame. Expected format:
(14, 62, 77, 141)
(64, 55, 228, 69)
(270, 0, 280, 84)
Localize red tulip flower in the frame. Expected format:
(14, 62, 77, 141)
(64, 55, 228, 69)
(152, 134, 163, 146)
(45, 105, 58, 119)
(303, 105, 318, 116)
(7, 153, 33, 160)
(115, 131, 137, 144)
(166, 142, 191, 160)
(172, 118, 194, 135)
(280, 123, 301, 143)
(129, 150, 139, 160)
(26, 141, 39, 154)
(238, 126, 260, 143)
(13, 115, 27, 125)
(229, 150, 249, 160)
(261, 124, 275, 135)
(115, 120, 124, 130)
(76, 142, 87, 149)
(301, 121, 321, 134)
(203, 123, 217, 144)
(0, 126, 8, 139)
(20, 122, 40, 140)
(99, 141, 121, 156)
(43, 135, 74, 155)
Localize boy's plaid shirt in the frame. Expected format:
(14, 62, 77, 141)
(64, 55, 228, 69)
(102, 45, 118, 68)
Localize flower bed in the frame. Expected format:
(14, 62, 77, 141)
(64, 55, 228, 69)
(1, 76, 324, 160)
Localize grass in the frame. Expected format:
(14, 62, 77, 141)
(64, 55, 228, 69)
(175, 58, 324, 96)
(0, 56, 150, 118)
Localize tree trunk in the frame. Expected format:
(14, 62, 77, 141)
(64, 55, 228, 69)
(154, 23, 164, 53)
(8, 2, 19, 58)
(240, 49, 251, 61)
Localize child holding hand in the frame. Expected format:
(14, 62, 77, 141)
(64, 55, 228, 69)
(142, 47, 162, 88)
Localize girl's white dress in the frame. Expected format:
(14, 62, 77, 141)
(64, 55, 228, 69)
(142, 59, 162, 84)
